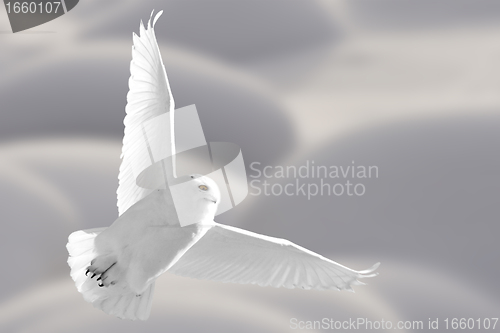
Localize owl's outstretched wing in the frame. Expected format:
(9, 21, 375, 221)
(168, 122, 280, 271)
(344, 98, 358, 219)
(169, 223, 380, 291)
(117, 10, 175, 215)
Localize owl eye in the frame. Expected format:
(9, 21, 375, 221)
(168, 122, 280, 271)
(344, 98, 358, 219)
(199, 185, 208, 191)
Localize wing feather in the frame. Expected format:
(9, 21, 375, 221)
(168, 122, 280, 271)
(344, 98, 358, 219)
(169, 223, 380, 291)
(117, 10, 174, 215)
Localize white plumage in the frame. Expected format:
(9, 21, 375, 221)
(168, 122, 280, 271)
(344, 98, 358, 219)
(66, 10, 379, 321)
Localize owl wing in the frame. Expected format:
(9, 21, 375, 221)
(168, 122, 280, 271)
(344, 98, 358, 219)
(169, 222, 379, 291)
(117, 10, 175, 215)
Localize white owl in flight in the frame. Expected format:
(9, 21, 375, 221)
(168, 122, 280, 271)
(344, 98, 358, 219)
(66, 11, 379, 321)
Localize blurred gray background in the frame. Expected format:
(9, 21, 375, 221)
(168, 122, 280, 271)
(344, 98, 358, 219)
(1, 0, 499, 332)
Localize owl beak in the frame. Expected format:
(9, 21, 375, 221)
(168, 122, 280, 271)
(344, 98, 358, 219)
(205, 195, 217, 204)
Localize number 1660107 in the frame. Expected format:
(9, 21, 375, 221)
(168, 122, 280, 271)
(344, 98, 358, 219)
(443, 318, 498, 330)
(5, 2, 61, 14)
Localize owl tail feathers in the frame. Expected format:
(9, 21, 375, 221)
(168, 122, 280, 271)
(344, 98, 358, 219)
(66, 228, 155, 320)
(92, 282, 155, 320)
(67, 228, 106, 293)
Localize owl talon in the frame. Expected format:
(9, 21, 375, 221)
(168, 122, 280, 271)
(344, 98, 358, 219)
(85, 255, 122, 288)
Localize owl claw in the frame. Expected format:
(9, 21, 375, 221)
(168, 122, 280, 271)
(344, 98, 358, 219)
(85, 255, 122, 288)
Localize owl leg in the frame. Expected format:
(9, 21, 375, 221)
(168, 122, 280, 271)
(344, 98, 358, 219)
(97, 261, 125, 288)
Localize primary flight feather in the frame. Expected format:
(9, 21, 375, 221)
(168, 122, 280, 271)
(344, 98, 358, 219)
(66, 10, 379, 321)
